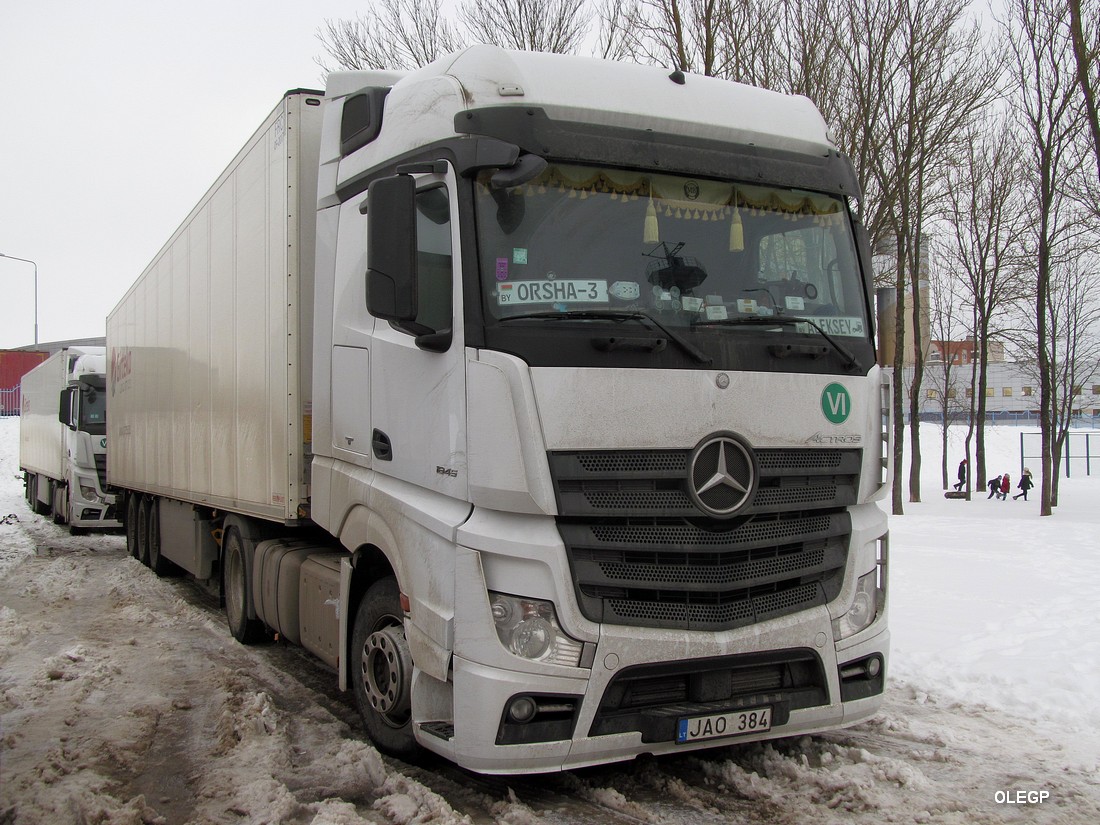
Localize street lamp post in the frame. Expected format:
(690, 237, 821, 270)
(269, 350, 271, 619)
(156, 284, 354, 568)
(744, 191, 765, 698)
(0, 252, 38, 345)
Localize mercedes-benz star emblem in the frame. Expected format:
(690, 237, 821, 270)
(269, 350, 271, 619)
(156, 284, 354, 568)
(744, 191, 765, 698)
(687, 432, 757, 518)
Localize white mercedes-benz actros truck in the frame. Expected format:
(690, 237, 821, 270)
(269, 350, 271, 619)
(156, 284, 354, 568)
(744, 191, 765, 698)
(107, 46, 890, 774)
(20, 346, 120, 533)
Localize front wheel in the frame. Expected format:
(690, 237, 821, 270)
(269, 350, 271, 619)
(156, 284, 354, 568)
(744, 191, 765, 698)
(351, 577, 419, 760)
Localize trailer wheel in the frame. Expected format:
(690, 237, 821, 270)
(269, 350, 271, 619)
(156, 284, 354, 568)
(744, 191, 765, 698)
(223, 527, 263, 644)
(136, 497, 151, 566)
(146, 498, 171, 577)
(351, 576, 419, 760)
(125, 495, 140, 558)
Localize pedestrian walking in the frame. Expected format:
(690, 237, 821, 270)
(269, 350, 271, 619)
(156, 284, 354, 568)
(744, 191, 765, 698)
(1013, 469, 1034, 501)
(954, 458, 967, 491)
(999, 473, 1011, 500)
(987, 475, 1001, 499)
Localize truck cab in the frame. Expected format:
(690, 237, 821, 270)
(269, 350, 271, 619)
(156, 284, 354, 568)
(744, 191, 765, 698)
(21, 346, 120, 533)
(309, 47, 891, 772)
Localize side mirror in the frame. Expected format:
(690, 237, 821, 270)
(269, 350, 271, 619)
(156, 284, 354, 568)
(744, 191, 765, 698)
(58, 387, 76, 429)
(366, 174, 418, 322)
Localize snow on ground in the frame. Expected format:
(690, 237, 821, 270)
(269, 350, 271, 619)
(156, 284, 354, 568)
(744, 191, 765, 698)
(2, 414, 1099, 824)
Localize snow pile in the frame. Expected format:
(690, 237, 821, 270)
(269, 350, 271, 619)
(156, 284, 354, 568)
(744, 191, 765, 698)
(3, 415, 1100, 823)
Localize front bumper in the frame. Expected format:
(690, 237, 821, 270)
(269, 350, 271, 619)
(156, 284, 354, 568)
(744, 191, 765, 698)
(417, 602, 888, 774)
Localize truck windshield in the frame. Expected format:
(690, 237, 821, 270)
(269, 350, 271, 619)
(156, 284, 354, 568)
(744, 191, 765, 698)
(79, 381, 107, 435)
(475, 165, 869, 348)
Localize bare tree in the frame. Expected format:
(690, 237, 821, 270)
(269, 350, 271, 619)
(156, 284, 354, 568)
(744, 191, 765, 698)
(849, 0, 1003, 514)
(1068, 0, 1100, 185)
(461, 0, 594, 53)
(315, 0, 464, 71)
(925, 243, 974, 492)
(1007, 0, 1090, 516)
(1018, 253, 1100, 503)
(943, 115, 1029, 493)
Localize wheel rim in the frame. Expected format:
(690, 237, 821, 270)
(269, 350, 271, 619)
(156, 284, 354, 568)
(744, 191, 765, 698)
(361, 620, 412, 727)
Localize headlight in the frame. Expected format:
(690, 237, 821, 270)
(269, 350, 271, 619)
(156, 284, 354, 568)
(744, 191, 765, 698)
(489, 592, 584, 667)
(832, 569, 880, 640)
(78, 478, 99, 501)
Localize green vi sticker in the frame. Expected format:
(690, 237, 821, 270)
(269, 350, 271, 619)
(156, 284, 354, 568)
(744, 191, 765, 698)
(821, 383, 851, 424)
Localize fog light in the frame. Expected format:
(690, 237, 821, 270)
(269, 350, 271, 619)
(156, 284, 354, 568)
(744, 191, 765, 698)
(867, 657, 882, 678)
(507, 696, 538, 723)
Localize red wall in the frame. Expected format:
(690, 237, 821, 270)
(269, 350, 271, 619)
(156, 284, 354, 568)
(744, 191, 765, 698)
(0, 350, 49, 414)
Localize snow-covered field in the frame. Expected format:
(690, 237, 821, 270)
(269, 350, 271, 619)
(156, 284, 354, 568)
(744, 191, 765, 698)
(2, 415, 1099, 824)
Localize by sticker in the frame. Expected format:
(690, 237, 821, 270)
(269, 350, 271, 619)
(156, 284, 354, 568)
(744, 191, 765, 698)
(495, 258, 509, 281)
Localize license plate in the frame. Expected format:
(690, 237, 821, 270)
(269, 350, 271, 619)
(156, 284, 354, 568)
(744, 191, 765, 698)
(676, 706, 772, 743)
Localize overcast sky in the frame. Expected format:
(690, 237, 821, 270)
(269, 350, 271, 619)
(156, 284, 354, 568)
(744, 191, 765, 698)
(0, 0, 370, 349)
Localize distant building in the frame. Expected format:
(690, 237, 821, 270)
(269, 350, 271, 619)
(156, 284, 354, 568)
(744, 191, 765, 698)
(928, 339, 1006, 366)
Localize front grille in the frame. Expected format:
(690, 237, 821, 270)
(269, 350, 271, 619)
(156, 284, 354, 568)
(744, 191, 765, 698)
(590, 649, 828, 742)
(94, 453, 108, 489)
(549, 446, 860, 631)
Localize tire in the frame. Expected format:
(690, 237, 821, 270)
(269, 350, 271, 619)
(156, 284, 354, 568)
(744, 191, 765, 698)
(146, 498, 171, 577)
(136, 496, 151, 566)
(351, 577, 419, 760)
(29, 475, 50, 516)
(51, 483, 67, 525)
(223, 527, 264, 644)
(125, 495, 140, 558)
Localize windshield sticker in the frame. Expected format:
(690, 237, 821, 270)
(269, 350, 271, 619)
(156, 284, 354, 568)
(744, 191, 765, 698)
(682, 296, 704, 312)
(705, 304, 728, 320)
(498, 279, 609, 305)
(495, 258, 509, 281)
(737, 298, 758, 314)
(785, 296, 806, 311)
(801, 317, 866, 337)
(609, 281, 640, 300)
(513, 248, 528, 264)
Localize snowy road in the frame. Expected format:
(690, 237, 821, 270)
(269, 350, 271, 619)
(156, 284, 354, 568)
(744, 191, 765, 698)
(3, 418, 1099, 824)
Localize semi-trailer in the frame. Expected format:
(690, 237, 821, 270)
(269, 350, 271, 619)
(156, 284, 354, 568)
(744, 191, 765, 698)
(107, 46, 890, 774)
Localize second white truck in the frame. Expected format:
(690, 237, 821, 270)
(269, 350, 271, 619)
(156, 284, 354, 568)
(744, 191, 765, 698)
(108, 47, 890, 774)
(20, 346, 120, 533)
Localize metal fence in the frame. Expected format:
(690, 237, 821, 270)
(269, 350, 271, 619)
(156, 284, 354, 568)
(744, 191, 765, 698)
(0, 385, 20, 416)
(1021, 431, 1100, 478)
(917, 410, 1100, 429)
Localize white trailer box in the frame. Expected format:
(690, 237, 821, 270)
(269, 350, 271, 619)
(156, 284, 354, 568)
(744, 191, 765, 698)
(107, 92, 322, 524)
(19, 352, 69, 481)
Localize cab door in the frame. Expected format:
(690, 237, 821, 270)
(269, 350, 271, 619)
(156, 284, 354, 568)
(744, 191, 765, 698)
(365, 165, 468, 501)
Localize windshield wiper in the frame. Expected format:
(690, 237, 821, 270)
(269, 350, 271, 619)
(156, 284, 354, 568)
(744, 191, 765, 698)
(693, 315, 860, 371)
(499, 310, 711, 364)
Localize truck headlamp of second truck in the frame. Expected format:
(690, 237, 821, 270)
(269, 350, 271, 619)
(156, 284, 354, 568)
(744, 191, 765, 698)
(489, 592, 584, 667)
(77, 477, 100, 502)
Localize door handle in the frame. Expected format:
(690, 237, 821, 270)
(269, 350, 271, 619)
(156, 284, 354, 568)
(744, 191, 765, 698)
(372, 429, 393, 461)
